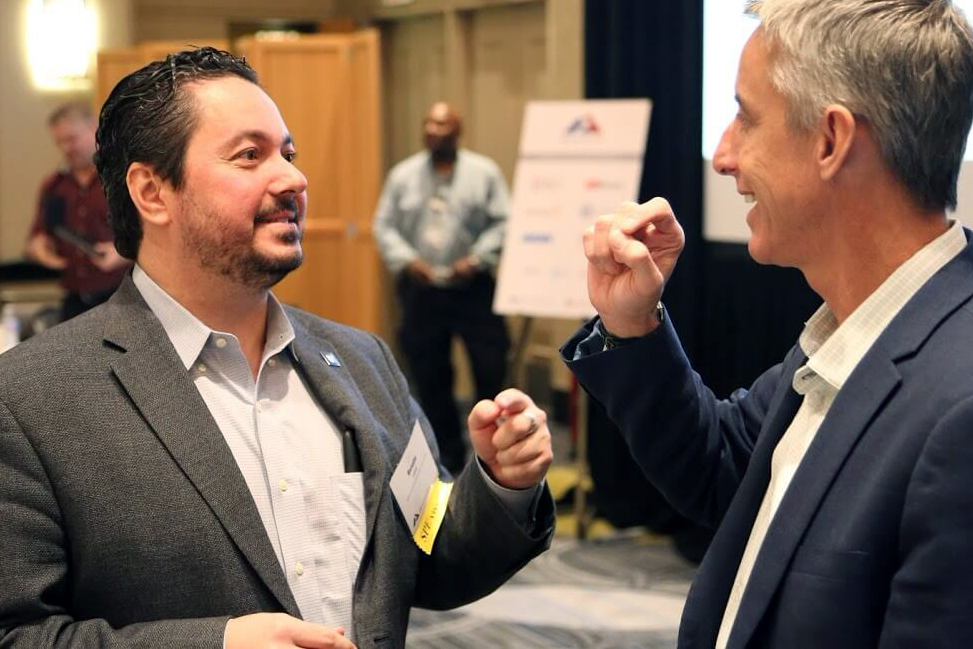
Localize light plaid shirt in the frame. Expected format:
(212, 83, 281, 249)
(717, 221, 966, 649)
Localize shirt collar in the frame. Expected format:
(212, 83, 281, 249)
(132, 265, 295, 370)
(798, 221, 966, 391)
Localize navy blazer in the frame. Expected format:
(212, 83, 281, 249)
(563, 238, 973, 648)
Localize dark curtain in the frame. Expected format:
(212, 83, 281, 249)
(585, 0, 705, 355)
(582, 0, 820, 557)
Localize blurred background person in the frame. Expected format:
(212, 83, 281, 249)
(374, 101, 511, 473)
(24, 102, 130, 322)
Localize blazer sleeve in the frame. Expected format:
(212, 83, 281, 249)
(878, 394, 973, 647)
(562, 316, 789, 529)
(369, 335, 555, 610)
(0, 399, 228, 648)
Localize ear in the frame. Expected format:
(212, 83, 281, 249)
(817, 104, 856, 181)
(125, 162, 172, 227)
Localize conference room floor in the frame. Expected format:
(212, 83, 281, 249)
(406, 421, 696, 648)
(407, 530, 694, 648)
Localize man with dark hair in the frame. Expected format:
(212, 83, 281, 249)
(0, 48, 554, 649)
(25, 101, 130, 321)
(563, 0, 973, 647)
(374, 101, 511, 473)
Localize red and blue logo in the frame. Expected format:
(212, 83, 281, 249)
(565, 114, 601, 136)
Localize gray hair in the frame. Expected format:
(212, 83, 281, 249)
(746, 0, 973, 212)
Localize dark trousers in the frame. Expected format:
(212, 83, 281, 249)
(397, 272, 510, 473)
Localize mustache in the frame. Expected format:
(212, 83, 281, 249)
(255, 197, 299, 222)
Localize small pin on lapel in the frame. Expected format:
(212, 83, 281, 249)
(321, 351, 342, 367)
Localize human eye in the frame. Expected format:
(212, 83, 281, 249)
(234, 147, 259, 162)
(735, 109, 751, 130)
(283, 150, 297, 163)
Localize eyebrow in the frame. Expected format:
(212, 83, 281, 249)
(221, 130, 295, 152)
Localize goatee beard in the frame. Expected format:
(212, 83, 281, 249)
(430, 146, 457, 165)
(183, 197, 305, 291)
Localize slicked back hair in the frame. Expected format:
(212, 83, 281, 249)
(95, 47, 258, 259)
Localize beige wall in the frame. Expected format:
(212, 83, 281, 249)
(0, 0, 134, 261)
(133, 0, 337, 42)
(376, 0, 582, 177)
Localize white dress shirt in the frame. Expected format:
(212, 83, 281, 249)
(133, 267, 363, 635)
(716, 221, 966, 649)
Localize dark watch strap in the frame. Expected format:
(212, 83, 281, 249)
(603, 302, 665, 350)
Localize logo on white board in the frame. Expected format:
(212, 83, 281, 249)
(565, 114, 601, 136)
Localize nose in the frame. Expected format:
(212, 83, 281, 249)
(712, 120, 738, 176)
(270, 154, 308, 197)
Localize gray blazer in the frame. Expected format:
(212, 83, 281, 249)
(0, 277, 554, 648)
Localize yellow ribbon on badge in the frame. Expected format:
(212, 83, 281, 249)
(413, 478, 453, 555)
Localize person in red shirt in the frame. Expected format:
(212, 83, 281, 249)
(25, 102, 130, 321)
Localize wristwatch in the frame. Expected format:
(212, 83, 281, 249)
(603, 302, 665, 350)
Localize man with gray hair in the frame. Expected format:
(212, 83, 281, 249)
(563, 1, 973, 647)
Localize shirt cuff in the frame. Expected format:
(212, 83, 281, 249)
(476, 457, 544, 528)
(572, 319, 611, 360)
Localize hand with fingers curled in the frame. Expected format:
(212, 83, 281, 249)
(583, 198, 685, 338)
(467, 388, 554, 490)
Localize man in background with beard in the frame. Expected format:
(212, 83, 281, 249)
(0, 49, 553, 648)
(374, 102, 511, 473)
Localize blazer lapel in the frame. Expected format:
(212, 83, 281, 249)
(683, 346, 806, 648)
(726, 355, 900, 648)
(103, 279, 300, 617)
(287, 322, 392, 558)
(727, 238, 973, 648)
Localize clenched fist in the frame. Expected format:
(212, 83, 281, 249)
(468, 388, 553, 490)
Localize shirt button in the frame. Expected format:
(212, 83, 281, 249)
(215, 338, 227, 348)
(278, 478, 288, 492)
(255, 402, 262, 413)
(268, 358, 277, 367)
(295, 562, 305, 576)
(197, 364, 206, 373)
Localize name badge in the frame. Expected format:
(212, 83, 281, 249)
(390, 420, 453, 555)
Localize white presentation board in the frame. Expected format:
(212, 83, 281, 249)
(494, 100, 651, 319)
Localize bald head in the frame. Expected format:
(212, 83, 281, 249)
(423, 102, 462, 162)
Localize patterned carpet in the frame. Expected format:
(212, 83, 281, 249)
(407, 530, 696, 648)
